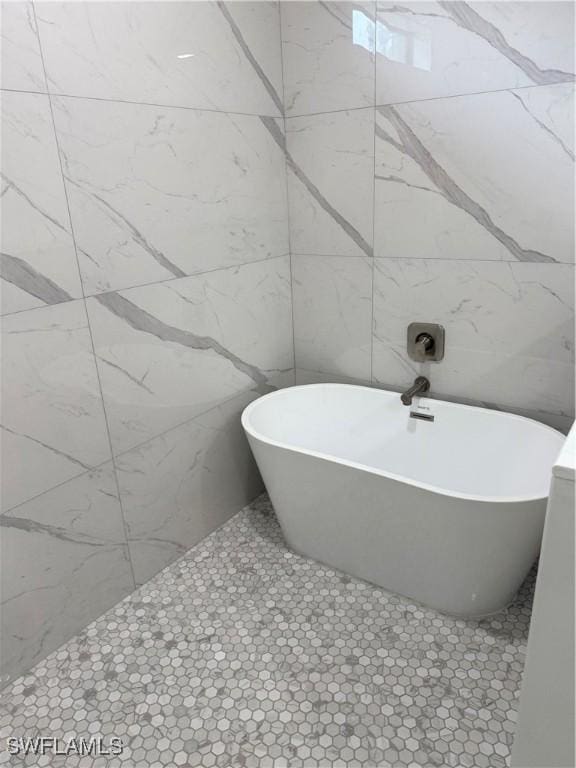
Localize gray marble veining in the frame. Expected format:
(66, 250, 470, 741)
(53, 96, 289, 295)
(215, 0, 284, 115)
(284, 109, 375, 258)
(66, 180, 187, 281)
(1, 92, 82, 315)
(281, 1, 375, 115)
(0, 1, 46, 92)
(0, 465, 134, 689)
(0, 252, 73, 306)
(509, 87, 575, 162)
(1, 512, 118, 548)
(95, 291, 275, 396)
(375, 1, 574, 105)
(376, 104, 556, 263)
(87, 256, 294, 455)
(1, 300, 112, 512)
(374, 85, 574, 264)
(1, 173, 68, 238)
(35, 1, 284, 115)
(262, 116, 373, 258)
(435, 1, 574, 86)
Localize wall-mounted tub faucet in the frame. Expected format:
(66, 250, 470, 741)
(407, 322, 445, 362)
(401, 376, 430, 406)
(415, 332, 434, 356)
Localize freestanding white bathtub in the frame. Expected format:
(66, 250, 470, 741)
(242, 384, 565, 617)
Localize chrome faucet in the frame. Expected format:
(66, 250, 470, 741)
(401, 376, 430, 406)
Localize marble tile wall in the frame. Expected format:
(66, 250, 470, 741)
(0, 0, 292, 687)
(2, 0, 574, 690)
(283, 0, 575, 432)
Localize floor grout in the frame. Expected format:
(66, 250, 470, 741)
(0, 494, 534, 768)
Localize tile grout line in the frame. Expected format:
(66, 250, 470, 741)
(31, 1, 137, 589)
(2, 78, 564, 120)
(0, 252, 293, 320)
(370, 0, 377, 386)
(0, 87, 283, 120)
(2, 250, 571, 323)
(285, 254, 576, 265)
(0, 380, 258, 517)
(278, 2, 297, 384)
(284, 80, 574, 119)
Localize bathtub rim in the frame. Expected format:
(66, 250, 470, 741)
(242, 383, 566, 505)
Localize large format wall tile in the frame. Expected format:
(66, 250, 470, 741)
(1, 92, 82, 315)
(0, 1, 46, 92)
(374, 85, 575, 263)
(36, 1, 283, 115)
(375, 1, 574, 106)
(0, 465, 134, 688)
(116, 392, 262, 585)
(1, 300, 112, 511)
(86, 257, 293, 455)
(292, 254, 372, 380)
(52, 96, 289, 295)
(286, 109, 374, 258)
(0, 0, 293, 687)
(281, 1, 376, 115)
(372, 260, 575, 417)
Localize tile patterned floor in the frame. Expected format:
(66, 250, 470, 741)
(0, 495, 534, 768)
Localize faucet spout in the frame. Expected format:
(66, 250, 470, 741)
(401, 376, 430, 406)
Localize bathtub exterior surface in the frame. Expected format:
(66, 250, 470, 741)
(242, 384, 565, 617)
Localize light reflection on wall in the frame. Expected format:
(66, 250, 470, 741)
(352, 8, 376, 52)
(352, 9, 432, 71)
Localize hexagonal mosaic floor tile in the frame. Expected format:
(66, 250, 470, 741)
(0, 495, 533, 767)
